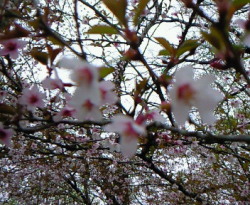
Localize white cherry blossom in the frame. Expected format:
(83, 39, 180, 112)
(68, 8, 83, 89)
(19, 85, 46, 111)
(0, 38, 26, 59)
(0, 123, 13, 147)
(42, 77, 64, 90)
(105, 114, 146, 158)
(99, 81, 117, 105)
(58, 56, 99, 87)
(169, 66, 224, 126)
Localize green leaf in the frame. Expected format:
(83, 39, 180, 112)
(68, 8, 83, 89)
(87, 25, 118, 34)
(99, 67, 115, 78)
(176, 40, 200, 57)
(155, 37, 175, 56)
(158, 49, 170, 56)
(102, 0, 127, 27)
(31, 49, 48, 65)
(47, 36, 64, 46)
(232, 0, 249, 10)
(201, 27, 225, 50)
(133, 0, 150, 26)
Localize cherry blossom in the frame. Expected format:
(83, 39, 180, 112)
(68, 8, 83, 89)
(58, 56, 99, 87)
(135, 109, 165, 125)
(53, 106, 76, 122)
(0, 123, 13, 146)
(169, 66, 224, 126)
(105, 114, 146, 158)
(69, 86, 102, 121)
(42, 77, 64, 90)
(0, 38, 26, 59)
(99, 81, 117, 105)
(19, 85, 46, 111)
(70, 97, 102, 121)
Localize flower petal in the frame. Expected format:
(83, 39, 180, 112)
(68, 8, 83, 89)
(172, 100, 191, 126)
(120, 136, 138, 158)
(195, 88, 224, 124)
(174, 65, 194, 85)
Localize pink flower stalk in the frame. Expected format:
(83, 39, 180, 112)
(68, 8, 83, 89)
(0, 123, 13, 147)
(105, 114, 146, 158)
(42, 77, 64, 90)
(19, 85, 46, 111)
(99, 81, 117, 105)
(0, 38, 26, 59)
(169, 66, 224, 126)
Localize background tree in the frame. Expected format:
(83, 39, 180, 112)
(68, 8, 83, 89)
(0, 0, 249, 204)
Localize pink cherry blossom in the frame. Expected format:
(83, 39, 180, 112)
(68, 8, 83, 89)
(169, 66, 224, 126)
(99, 81, 117, 105)
(70, 97, 102, 121)
(42, 77, 64, 90)
(135, 109, 165, 125)
(53, 106, 76, 122)
(105, 114, 146, 158)
(0, 123, 13, 146)
(69, 86, 102, 120)
(0, 38, 27, 59)
(58, 56, 99, 87)
(19, 85, 46, 111)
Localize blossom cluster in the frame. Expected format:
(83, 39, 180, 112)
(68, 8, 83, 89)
(0, 37, 224, 158)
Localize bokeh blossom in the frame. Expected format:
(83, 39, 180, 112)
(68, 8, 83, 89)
(0, 38, 26, 59)
(0, 123, 13, 146)
(19, 85, 46, 111)
(169, 66, 224, 126)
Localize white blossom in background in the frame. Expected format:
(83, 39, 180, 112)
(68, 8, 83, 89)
(0, 38, 26, 59)
(0, 123, 13, 147)
(234, 18, 250, 47)
(19, 85, 46, 111)
(169, 66, 224, 126)
(105, 114, 146, 158)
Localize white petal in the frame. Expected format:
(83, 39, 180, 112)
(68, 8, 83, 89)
(196, 74, 216, 89)
(9, 51, 19, 59)
(243, 33, 250, 47)
(175, 65, 194, 85)
(104, 114, 131, 133)
(120, 136, 138, 158)
(195, 88, 224, 124)
(71, 86, 101, 106)
(57, 56, 82, 69)
(172, 100, 191, 126)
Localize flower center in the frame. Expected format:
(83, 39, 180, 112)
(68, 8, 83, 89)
(0, 129, 7, 139)
(83, 100, 94, 110)
(7, 42, 17, 51)
(29, 95, 39, 104)
(177, 83, 195, 103)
